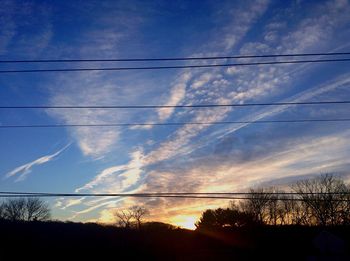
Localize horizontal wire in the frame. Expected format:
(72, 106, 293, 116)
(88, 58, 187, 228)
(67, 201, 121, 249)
(0, 192, 349, 201)
(1, 118, 350, 129)
(0, 58, 349, 73)
(2, 100, 350, 109)
(1, 52, 349, 63)
(0, 195, 297, 200)
(1, 191, 349, 195)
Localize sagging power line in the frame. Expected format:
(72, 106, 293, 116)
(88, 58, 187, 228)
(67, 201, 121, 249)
(1, 51, 349, 63)
(0, 58, 349, 73)
(1, 118, 350, 129)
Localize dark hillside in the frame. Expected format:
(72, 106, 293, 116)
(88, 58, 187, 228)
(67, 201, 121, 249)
(1, 220, 349, 260)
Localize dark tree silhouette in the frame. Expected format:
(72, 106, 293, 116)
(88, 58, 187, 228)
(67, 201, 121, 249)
(115, 209, 134, 228)
(25, 198, 51, 221)
(2, 198, 26, 221)
(130, 206, 149, 229)
(240, 188, 272, 224)
(0, 198, 50, 221)
(196, 174, 350, 228)
(195, 203, 257, 230)
(292, 174, 350, 225)
(0, 202, 4, 220)
(115, 206, 149, 229)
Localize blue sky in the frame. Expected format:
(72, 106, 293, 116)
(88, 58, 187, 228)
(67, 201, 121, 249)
(1, 0, 350, 227)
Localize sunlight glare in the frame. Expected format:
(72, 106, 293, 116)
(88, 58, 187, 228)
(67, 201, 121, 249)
(171, 215, 197, 230)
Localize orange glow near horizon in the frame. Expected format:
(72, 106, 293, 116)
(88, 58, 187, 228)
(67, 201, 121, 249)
(170, 215, 197, 230)
(95, 209, 199, 230)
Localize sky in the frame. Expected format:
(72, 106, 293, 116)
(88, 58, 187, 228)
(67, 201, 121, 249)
(1, 0, 350, 229)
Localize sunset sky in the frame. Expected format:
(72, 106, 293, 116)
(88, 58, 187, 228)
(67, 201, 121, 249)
(1, 0, 350, 228)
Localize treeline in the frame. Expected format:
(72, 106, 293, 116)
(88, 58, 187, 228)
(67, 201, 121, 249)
(196, 174, 350, 230)
(1, 174, 349, 229)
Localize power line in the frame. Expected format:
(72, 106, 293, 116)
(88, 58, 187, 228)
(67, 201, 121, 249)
(2, 100, 350, 109)
(1, 51, 349, 63)
(0, 58, 349, 73)
(1, 118, 350, 129)
(0, 192, 349, 201)
(0, 193, 256, 200)
(1, 191, 349, 195)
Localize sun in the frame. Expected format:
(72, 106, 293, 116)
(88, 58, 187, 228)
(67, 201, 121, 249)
(171, 215, 197, 230)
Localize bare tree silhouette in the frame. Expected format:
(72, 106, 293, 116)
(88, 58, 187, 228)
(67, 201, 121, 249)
(115, 206, 149, 229)
(196, 174, 350, 228)
(130, 206, 149, 229)
(115, 209, 134, 228)
(0, 202, 6, 220)
(2, 198, 26, 221)
(240, 188, 272, 224)
(1, 198, 50, 221)
(292, 174, 350, 225)
(25, 198, 51, 221)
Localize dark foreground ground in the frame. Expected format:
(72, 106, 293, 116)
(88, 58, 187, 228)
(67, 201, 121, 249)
(0, 221, 350, 260)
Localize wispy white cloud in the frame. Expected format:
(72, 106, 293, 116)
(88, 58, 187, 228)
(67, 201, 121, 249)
(61, 197, 87, 210)
(274, 0, 350, 53)
(190, 72, 214, 89)
(173, 133, 349, 192)
(157, 72, 192, 121)
(5, 143, 71, 182)
(47, 74, 127, 158)
(76, 150, 144, 193)
(59, 149, 146, 218)
(44, 3, 151, 158)
(187, 1, 270, 61)
(155, 0, 270, 122)
(65, 185, 149, 220)
(213, 74, 350, 140)
(220, 0, 270, 50)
